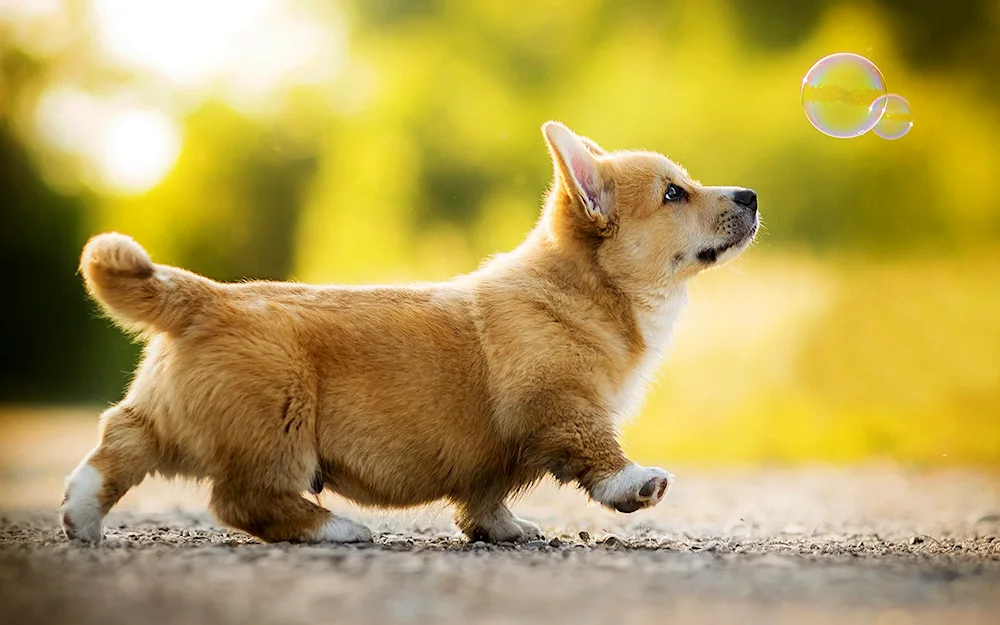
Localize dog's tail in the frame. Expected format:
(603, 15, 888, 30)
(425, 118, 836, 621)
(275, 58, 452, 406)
(80, 232, 214, 336)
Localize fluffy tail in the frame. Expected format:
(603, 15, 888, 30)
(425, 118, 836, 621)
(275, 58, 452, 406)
(80, 233, 212, 336)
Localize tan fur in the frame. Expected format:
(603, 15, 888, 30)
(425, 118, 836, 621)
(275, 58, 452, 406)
(61, 122, 759, 544)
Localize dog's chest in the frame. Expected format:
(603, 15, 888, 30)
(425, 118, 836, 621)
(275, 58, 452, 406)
(608, 286, 688, 423)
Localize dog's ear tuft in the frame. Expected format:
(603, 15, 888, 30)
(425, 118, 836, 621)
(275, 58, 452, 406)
(542, 121, 610, 230)
(578, 136, 607, 157)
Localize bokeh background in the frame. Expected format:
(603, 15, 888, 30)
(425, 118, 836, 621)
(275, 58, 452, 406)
(2, 0, 999, 470)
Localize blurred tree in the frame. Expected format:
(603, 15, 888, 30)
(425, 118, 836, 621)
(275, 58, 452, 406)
(100, 101, 320, 282)
(0, 121, 138, 402)
(0, 0, 997, 464)
(875, 0, 997, 77)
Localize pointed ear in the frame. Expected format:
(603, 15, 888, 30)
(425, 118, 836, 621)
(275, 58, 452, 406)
(578, 135, 607, 157)
(542, 121, 610, 230)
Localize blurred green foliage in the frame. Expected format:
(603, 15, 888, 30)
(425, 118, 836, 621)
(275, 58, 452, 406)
(1, 0, 998, 463)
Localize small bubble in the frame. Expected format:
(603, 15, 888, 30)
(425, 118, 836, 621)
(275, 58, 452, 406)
(801, 52, 887, 139)
(872, 94, 914, 140)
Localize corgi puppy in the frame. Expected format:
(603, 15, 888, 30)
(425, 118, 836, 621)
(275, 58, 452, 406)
(62, 122, 758, 544)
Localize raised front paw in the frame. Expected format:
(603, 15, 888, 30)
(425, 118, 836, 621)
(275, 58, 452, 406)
(590, 465, 675, 513)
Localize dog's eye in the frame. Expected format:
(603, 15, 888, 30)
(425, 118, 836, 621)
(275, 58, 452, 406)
(664, 183, 686, 203)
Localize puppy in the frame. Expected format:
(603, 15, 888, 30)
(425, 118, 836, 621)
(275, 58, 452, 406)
(61, 122, 758, 544)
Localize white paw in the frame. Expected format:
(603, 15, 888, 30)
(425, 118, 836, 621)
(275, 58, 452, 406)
(590, 465, 674, 513)
(503, 517, 544, 543)
(309, 516, 373, 543)
(61, 463, 105, 543)
(471, 510, 542, 543)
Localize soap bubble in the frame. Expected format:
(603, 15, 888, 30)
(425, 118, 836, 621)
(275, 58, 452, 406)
(801, 53, 888, 139)
(872, 94, 913, 140)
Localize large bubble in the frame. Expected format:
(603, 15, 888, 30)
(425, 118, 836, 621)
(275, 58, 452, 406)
(872, 94, 913, 140)
(801, 53, 888, 139)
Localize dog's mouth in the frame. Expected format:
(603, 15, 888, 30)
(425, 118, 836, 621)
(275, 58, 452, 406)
(696, 219, 758, 265)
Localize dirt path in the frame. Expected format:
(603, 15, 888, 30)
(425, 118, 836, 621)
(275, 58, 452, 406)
(1, 415, 999, 624)
(3, 466, 1000, 625)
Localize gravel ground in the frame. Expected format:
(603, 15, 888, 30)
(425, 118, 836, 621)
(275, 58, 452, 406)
(2, 416, 1000, 624)
(3, 469, 1000, 625)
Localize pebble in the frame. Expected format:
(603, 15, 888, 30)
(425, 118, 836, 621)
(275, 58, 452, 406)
(578, 531, 591, 542)
(549, 538, 563, 548)
(910, 536, 925, 545)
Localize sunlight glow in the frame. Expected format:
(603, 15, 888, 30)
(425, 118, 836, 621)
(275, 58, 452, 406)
(97, 108, 181, 194)
(35, 88, 181, 194)
(92, 0, 270, 84)
(91, 0, 346, 103)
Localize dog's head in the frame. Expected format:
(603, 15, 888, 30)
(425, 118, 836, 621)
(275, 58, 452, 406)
(541, 121, 758, 292)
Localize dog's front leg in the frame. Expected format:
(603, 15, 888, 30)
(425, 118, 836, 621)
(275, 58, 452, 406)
(540, 417, 675, 514)
(587, 463, 675, 513)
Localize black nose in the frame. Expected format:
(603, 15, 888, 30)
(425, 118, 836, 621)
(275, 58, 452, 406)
(733, 188, 757, 211)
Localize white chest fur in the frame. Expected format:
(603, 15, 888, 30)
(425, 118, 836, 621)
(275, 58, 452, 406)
(609, 285, 689, 423)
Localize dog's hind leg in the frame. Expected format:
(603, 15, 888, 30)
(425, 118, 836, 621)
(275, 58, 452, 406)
(209, 477, 372, 544)
(454, 498, 543, 544)
(61, 404, 161, 543)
